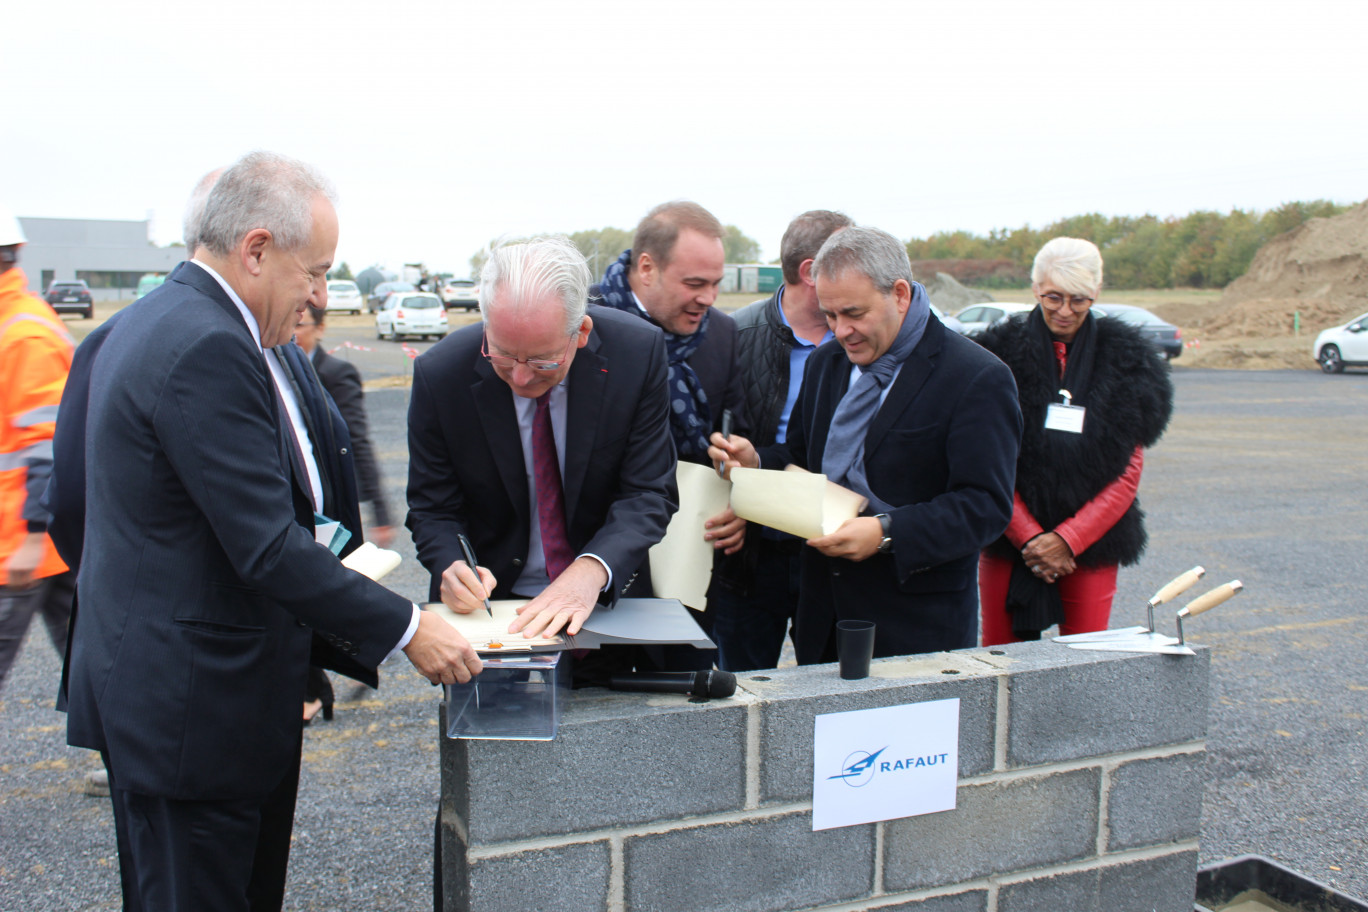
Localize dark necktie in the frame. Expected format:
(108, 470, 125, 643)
(533, 391, 574, 579)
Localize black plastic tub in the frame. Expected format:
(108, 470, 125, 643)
(1195, 855, 1368, 912)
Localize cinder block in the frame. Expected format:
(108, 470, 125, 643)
(998, 849, 1198, 912)
(869, 889, 988, 911)
(1003, 647, 1209, 766)
(742, 654, 1000, 804)
(624, 811, 873, 912)
(883, 768, 1100, 890)
(465, 840, 610, 912)
(1106, 753, 1205, 850)
(443, 691, 748, 843)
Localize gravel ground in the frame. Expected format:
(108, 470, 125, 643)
(2, 363, 1365, 910)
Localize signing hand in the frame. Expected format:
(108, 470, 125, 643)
(440, 559, 499, 614)
(704, 506, 746, 555)
(1021, 532, 1076, 583)
(707, 432, 759, 480)
(807, 516, 883, 562)
(402, 609, 484, 684)
(508, 557, 606, 638)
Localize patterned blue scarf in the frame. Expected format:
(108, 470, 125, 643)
(594, 249, 712, 460)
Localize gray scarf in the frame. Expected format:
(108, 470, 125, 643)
(820, 281, 931, 512)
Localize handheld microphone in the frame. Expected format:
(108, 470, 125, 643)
(608, 670, 737, 700)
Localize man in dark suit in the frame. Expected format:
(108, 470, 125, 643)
(406, 236, 677, 639)
(62, 151, 482, 912)
(292, 304, 394, 546)
(710, 226, 1022, 662)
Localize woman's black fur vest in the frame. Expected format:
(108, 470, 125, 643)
(976, 311, 1173, 567)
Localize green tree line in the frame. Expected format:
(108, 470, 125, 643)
(905, 200, 1352, 289)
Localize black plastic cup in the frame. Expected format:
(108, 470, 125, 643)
(836, 620, 876, 680)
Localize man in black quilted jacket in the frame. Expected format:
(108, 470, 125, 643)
(709, 210, 853, 671)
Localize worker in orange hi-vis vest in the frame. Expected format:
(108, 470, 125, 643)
(0, 205, 75, 693)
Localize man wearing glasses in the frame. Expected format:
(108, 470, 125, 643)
(406, 236, 677, 645)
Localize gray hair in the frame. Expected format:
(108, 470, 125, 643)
(1031, 237, 1104, 296)
(197, 151, 337, 256)
(780, 210, 854, 284)
(811, 226, 914, 295)
(479, 236, 591, 335)
(182, 167, 223, 253)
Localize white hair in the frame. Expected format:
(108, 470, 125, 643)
(1032, 237, 1104, 296)
(182, 168, 223, 252)
(479, 236, 590, 335)
(197, 151, 337, 256)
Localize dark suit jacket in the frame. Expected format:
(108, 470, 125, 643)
(406, 305, 678, 604)
(762, 315, 1022, 662)
(311, 346, 391, 527)
(680, 308, 748, 464)
(64, 262, 413, 800)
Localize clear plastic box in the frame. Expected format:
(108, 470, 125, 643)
(443, 652, 566, 741)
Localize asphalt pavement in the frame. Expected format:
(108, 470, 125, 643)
(1, 356, 1366, 910)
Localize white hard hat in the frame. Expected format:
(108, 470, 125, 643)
(0, 206, 25, 246)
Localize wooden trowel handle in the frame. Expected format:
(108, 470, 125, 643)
(1148, 566, 1206, 607)
(1179, 581, 1243, 617)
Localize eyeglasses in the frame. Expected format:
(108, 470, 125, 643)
(1039, 292, 1095, 312)
(480, 331, 575, 372)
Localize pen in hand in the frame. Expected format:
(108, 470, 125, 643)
(457, 533, 493, 618)
(716, 408, 734, 477)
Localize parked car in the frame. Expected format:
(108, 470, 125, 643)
(376, 292, 449, 340)
(1094, 304, 1182, 359)
(135, 274, 165, 300)
(442, 278, 480, 311)
(1312, 310, 1368, 373)
(325, 279, 363, 315)
(44, 280, 94, 319)
(930, 303, 964, 335)
(952, 302, 1034, 335)
(368, 280, 415, 314)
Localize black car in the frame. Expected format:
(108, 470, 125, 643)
(45, 280, 94, 319)
(1095, 304, 1182, 359)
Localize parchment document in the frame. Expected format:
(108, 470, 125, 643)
(729, 465, 868, 539)
(340, 542, 402, 581)
(649, 461, 732, 610)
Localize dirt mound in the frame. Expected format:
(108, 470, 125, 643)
(1211, 201, 1368, 338)
(923, 272, 994, 312)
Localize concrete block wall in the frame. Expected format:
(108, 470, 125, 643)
(439, 641, 1208, 912)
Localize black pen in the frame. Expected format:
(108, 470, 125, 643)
(716, 408, 734, 477)
(457, 533, 493, 617)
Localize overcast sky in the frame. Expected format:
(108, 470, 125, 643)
(7, 0, 1366, 275)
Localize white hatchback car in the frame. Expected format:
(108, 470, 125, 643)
(952, 302, 1035, 335)
(1313, 311, 1368, 373)
(325, 280, 363, 315)
(376, 292, 449, 341)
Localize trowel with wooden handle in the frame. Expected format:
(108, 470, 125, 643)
(1054, 565, 1206, 645)
(1067, 581, 1243, 656)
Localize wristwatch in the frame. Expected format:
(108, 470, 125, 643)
(875, 513, 893, 554)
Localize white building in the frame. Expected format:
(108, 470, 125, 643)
(17, 217, 185, 301)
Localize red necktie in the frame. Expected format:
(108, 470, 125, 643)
(533, 391, 574, 579)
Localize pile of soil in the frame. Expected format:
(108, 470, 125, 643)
(922, 272, 994, 312)
(1166, 200, 1368, 369)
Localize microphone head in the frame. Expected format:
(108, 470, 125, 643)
(693, 669, 737, 699)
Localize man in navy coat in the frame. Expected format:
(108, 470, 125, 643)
(711, 227, 1022, 662)
(63, 152, 482, 911)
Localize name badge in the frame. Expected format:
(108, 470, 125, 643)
(1044, 389, 1085, 434)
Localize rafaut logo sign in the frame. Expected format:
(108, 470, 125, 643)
(812, 699, 960, 830)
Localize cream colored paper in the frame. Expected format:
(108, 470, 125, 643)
(730, 466, 868, 539)
(649, 461, 733, 610)
(340, 542, 402, 581)
(425, 600, 564, 652)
